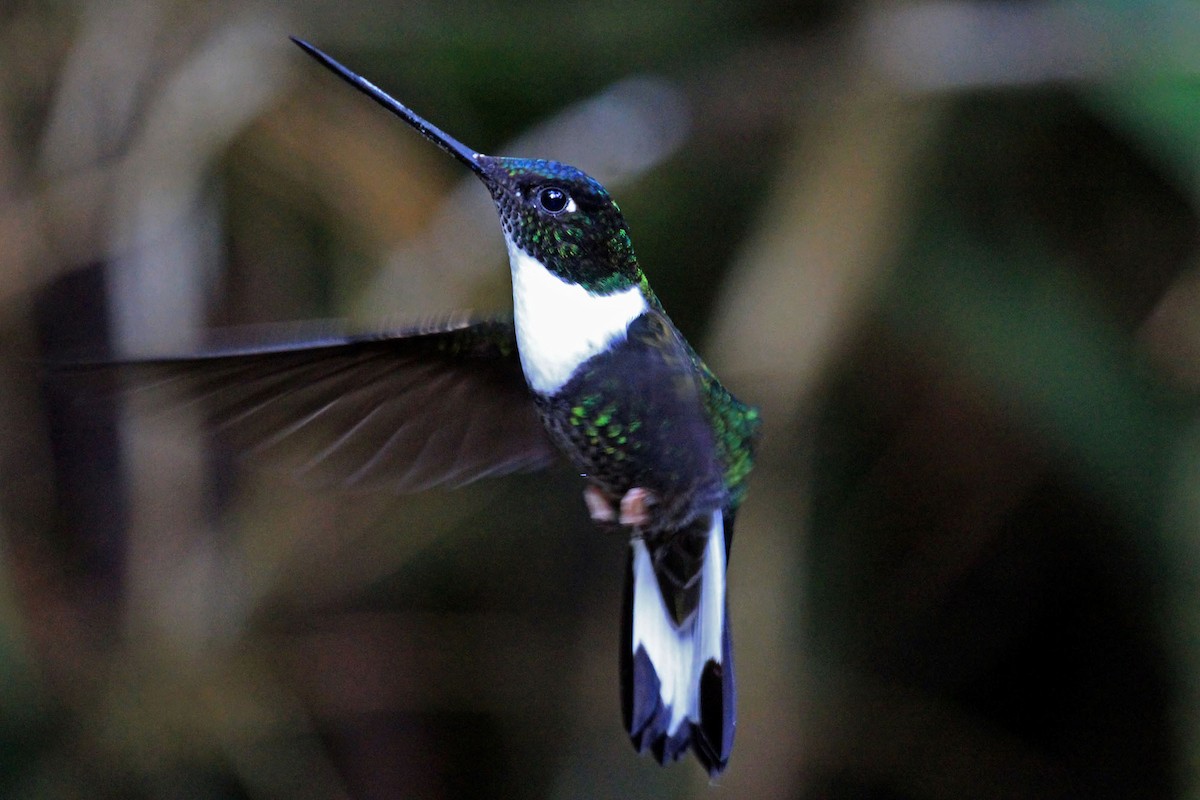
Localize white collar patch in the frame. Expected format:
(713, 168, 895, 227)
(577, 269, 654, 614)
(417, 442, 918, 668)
(505, 237, 647, 395)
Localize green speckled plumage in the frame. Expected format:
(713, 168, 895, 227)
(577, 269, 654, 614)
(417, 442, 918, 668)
(484, 158, 643, 295)
(697, 359, 760, 511)
(531, 280, 758, 540)
(638, 287, 762, 515)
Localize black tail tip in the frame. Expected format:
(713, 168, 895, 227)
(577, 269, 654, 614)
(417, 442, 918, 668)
(623, 646, 734, 776)
(637, 720, 729, 777)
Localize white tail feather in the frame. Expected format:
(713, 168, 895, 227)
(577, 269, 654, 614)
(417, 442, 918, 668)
(630, 510, 726, 734)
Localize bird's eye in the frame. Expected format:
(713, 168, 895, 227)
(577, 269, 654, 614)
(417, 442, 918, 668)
(537, 187, 571, 214)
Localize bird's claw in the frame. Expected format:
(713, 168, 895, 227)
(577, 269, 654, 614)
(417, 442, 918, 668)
(618, 487, 656, 527)
(584, 485, 658, 529)
(584, 485, 617, 524)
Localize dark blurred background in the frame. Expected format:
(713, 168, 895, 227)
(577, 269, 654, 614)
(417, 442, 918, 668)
(2, 1, 1199, 798)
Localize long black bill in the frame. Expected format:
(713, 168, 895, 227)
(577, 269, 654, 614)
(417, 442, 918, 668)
(291, 37, 487, 177)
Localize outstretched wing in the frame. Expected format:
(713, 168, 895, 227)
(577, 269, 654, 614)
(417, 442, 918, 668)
(112, 316, 557, 492)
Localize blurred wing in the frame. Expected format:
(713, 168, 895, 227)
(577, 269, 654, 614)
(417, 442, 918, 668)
(118, 316, 557, 492)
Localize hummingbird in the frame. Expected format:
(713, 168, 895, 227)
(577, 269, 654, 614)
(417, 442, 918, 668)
(132, 38, 760, 775)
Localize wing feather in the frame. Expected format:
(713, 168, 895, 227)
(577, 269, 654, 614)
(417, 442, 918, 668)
(109, 317, 557, 491)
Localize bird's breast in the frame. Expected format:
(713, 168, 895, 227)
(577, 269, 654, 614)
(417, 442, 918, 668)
(505, 237, 647, 396)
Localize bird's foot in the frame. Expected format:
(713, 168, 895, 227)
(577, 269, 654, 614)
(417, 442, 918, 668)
(584, 485, 618, 524)
(584, 485, 658, 529)
(619, 487, 657, 527)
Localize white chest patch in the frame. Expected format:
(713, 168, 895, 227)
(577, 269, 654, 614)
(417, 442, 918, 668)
(505, 236, 648, 395)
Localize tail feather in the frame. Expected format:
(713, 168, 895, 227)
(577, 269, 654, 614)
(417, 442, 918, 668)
(620, 510, 735, 775)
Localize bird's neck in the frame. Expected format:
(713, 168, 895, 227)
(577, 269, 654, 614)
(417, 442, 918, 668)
(505, 236, 648, 396)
